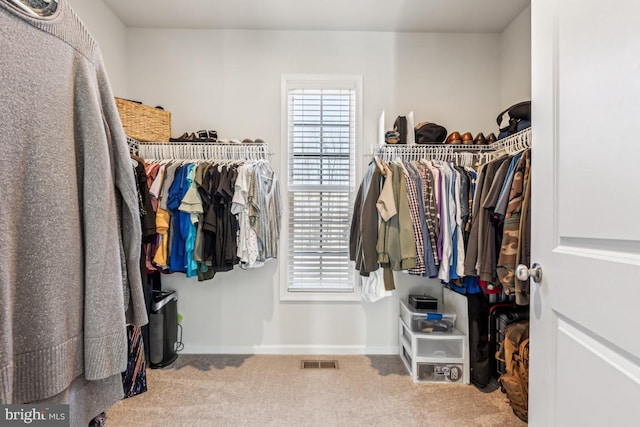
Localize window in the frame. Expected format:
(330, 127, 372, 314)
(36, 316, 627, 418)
(281, 75, 362, 301)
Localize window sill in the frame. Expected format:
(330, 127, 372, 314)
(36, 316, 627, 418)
(279, 288, 362, 303)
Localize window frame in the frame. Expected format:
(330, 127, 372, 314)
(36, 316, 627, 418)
(280, 74, 363, 302)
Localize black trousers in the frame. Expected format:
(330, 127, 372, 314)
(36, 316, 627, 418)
(468, 292, 490, 388)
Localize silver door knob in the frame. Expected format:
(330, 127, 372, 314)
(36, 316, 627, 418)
(515, 263, 543, 283)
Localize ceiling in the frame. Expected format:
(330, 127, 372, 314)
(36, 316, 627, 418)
(102, 0, 530, 33)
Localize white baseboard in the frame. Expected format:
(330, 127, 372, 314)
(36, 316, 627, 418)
(181, 344, 399, 355)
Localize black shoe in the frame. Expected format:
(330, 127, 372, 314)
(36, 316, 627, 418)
(169, 132, 189, 142)
(473, 133, 487, 145)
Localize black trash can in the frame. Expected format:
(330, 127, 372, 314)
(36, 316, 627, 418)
(149, 290, 179, 368)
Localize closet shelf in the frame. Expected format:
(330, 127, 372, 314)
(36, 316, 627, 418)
(138, 141, 273, 161)
(371, 127, 531, 163)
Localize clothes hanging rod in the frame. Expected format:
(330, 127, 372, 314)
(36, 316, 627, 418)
(127, 136, 140, 156)
(138, 141, 269, 146)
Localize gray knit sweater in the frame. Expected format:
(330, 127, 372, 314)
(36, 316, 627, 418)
(0, 0, 147, 424)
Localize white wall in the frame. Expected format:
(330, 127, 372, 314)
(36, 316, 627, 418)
(127, 28, 502, 354)
(127, 30, 501, 144)
(67, 0, 128, 97)
(500, 5, 531, 111)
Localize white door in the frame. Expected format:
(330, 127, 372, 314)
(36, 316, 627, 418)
(530, 0, 640, 425)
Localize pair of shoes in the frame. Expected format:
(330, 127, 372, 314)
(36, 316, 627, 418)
(449, 131, 496, 145)
(169, 132, 191, 142)
(474, 133, 487, 145)
(447, 131, 474, 144)
(197, 130, 217, 142)
(470, 132, 498, 145)
(446, 131, 462, 144)
(170, 132, 200, 142)
(170, 130, 218, 142)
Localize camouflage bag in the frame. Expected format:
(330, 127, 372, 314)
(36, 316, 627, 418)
(496, 320, 529, 422)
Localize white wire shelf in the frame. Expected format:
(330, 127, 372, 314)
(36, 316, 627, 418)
(371, 127, 531, 163)
(136, 140, 273, 161)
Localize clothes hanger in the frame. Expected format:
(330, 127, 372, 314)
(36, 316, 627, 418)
(130, 153, 145, 166)
(260, 166, 275, 181)
(8, 0, 39, 17)
(8, 0, 58, 17)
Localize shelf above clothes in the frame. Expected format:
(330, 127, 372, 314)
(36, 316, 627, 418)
(371, 127, 531, 165)
(136, 140, 273, 162)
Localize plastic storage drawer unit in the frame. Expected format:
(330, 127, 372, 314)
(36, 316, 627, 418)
(399, 303, 469, 384)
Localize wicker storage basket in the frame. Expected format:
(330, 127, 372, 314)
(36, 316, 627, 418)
(115, 97, 171, 142)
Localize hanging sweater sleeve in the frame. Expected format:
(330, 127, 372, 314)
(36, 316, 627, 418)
(95, 54, 147, 330)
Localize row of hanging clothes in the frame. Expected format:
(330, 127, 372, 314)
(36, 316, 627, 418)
(132, 141, 281, 281)
(350, 128, 531, 303)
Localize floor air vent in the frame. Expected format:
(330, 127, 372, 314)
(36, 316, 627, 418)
(301, 360, 339, 369)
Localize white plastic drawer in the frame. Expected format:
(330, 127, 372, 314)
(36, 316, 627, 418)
(415, 337, 463, 359)
(400, 300, 456, 333)
(417, 362, 464, 383)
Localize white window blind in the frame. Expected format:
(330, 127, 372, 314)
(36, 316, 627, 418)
(287, 88, 355, 292)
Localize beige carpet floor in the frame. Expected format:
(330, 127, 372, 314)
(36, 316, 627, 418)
(106, 355, 526, 427)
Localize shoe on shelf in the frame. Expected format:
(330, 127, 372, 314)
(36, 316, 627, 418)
(196, 130, 208, 141)
(473, 132, 487, 145)
(462, 132, 473, 144)
(196, 130, 218, 142)
(446, 131, 462, 144)
(169, 132, 190, 142)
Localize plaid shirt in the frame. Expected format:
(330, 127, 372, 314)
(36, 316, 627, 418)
(402, 164, 425, 275)
(415, 162, 440, 265)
